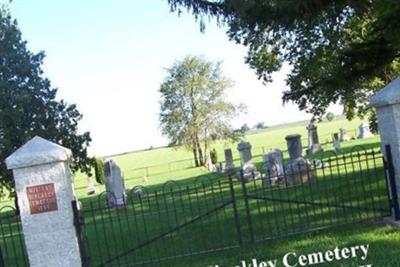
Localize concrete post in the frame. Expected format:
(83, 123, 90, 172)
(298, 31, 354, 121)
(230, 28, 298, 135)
(370, 76, 400, 223)
(5, 136, 82, 266)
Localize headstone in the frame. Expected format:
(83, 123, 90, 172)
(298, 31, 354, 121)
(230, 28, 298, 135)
(339, 128, 350, 142)
(332, 132, 341, 153)
(86, 176, 96, 195)
(285, 134, 316, 185)
(370, 76, 400, 222)
(262, 149, 284, 186)
(306, 121, 323, 155)
(237, 141, 253, 164)
(286, 134, 303, 160)
(357, 122, 374, 139)
(5, 136, 82, 266)
(104, 160, 126, 208)
(237, 141, 260, 181)
(224, 148, 235, 175)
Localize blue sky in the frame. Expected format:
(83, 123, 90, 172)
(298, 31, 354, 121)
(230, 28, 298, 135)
(5, 0, 341, 156)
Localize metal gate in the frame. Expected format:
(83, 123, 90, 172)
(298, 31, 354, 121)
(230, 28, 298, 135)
(75, 176, 241, 266)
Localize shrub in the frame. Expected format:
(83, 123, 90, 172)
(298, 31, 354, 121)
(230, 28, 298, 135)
(210, 148, 218, 164)
(369, 110, 379, 134)
(94, 157, 105, 185)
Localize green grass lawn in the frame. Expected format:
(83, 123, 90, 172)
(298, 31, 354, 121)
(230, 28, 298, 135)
(0, 116, 368, 205)
(70, 115, 370, 198)
(170, 223, 400, 267)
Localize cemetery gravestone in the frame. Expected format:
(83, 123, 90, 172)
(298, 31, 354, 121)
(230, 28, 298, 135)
(224, 148, 235, 175)
(104, 159, 126, 208)
(87, 176, 96, 195)
(358, 122, 374, 139)
(262, 149, 284, 186)
(339, 128, 350, 142)
(306, 121, 323, 155)
(332, 132, 341, 153)
(5, 136, 82, 267)
(237, 141, 260, 181)
(285, 134, 316, 185)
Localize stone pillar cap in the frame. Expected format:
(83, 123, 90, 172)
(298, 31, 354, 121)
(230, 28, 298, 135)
(370, 76, 400, 108)
(5, 136, 72, 170)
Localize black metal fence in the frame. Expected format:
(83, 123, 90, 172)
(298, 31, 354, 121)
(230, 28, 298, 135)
(240, 147, 392, 243)
(0, 206, 28, 267)
(0, 145, 396, 267)
(72, 146, 395, 266)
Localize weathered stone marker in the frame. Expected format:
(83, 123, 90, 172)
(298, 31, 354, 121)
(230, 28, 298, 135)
(224, 148, 235, 175)
(286, 134, 303, 160)
(357, 122, 374, 139)
(262, 149, 284, 186)
(370, 76, 400, 223)
(86, 176, 96, 195)
(237, 141, 260, 181)
(339, 128, 350, 142)
(285, 134, 316, 184)
(306, 121, 322, 155)
(104, 159, 126, 208)
(5, 136, 82, 267)
(332, 132, 341, 153)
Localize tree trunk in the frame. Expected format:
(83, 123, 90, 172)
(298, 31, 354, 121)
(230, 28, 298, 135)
(203, 128, 208, 166)
(193, 148, 199, 167)
(197, 143, 204, 166)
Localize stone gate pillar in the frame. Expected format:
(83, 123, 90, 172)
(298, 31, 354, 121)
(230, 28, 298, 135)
(5, 136, 82, 266)
(370, 76, 400, 223)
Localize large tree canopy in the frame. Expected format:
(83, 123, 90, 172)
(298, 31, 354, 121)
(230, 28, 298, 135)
(0, 7, 92, 197)
(168, 0, 400, 120)
(159, 55, 243, 167)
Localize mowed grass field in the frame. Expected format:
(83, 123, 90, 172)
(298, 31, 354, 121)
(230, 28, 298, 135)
(72, 115, 374, 198)
(0, 115, 366, 206)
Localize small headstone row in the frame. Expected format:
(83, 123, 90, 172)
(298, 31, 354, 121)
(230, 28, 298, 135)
(224, 133, 317, 186)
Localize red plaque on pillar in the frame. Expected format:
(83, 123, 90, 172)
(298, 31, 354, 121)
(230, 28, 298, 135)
(26, 183, 58, 214)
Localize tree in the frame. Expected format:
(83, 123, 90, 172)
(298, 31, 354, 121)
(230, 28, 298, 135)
(159, 55, 243, 167)
(240, 123, 250, 133)
(209, 148, 218, 165)
(94, 158, 105, 185)
(255, 122, 266, 129)
(0, 7, 92, 197)
(168, 0, 400, 121)
(326, 112, 335, 122)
